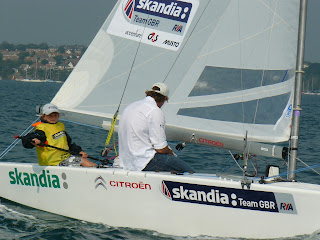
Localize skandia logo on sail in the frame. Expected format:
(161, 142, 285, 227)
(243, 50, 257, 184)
(161, 181, 297, 214)
(123, 0, 193, 23)
(285, 104, 292, 118)
(9, 168, 61, 188)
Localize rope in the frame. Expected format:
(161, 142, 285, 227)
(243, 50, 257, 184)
(216, 151, 234, 173)
(229, 150, 244, 172)
(59, 118, 119, 160)
(104, 110, 118, 147)
(112, 133, 118, 157)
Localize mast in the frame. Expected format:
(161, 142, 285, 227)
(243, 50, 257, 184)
(288, 0, 308, 180)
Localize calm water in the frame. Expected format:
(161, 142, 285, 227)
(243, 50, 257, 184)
(0, 80, 320, 239)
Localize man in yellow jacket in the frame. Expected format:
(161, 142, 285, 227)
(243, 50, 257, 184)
(22, 103, 97, 167)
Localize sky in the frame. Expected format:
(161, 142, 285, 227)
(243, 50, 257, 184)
(0, 0, 319, 63)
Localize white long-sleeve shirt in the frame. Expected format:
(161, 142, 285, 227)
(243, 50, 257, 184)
(118, 96, 167, 170)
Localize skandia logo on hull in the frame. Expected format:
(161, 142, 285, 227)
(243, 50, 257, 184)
(9, 168, 61, 188)
(161, 180, 297, 214)
(124, 0, 193, 23)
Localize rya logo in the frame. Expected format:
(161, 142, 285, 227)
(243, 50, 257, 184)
(172, 24, 183, 32)
(280, 202, 294, 211)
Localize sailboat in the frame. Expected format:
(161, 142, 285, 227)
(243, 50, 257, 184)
(20, 59, 46, 82)
(1, 0, 319, 238)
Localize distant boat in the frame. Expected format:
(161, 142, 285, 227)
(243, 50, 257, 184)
(44, 79, 55, 83)
(17, 79, 62, 83)
(19, 59, 47, 82)
(302, 91, 318, 95)
(19, 78, 47, 83)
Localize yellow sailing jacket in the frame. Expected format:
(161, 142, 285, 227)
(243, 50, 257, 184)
(32, 121, 71, 166)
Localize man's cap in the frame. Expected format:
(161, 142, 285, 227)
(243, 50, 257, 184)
(151, 82, 169, 98)
(42, 103, 60, 115)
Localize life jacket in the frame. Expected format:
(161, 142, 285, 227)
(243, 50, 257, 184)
(32, 121, 71, 166)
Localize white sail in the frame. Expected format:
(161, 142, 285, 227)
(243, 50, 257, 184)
(52, 0, 300, 146)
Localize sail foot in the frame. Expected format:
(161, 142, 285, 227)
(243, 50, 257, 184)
(166, 126, 286, 160)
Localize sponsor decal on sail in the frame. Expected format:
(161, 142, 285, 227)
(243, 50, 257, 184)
(172, 24, 183, 32)
(134, 0, 192, 23)
(198, 138, 224, 147)
(161, 181, 297, 214)
(148, 32, 159, 42)
(162, 39, 179, 47)
(285, 104, 292, 118)
(133, 15, 160, 27)
(108, 0, 199, 51)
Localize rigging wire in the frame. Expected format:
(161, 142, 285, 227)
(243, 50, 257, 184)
(0, 118, 39, 160)
(229, 150, 244, 172)
(103, 1, 211, 149)
(102, 15, 150, 150)
(162, 0, 210, 84)
(227, 148, 320, 180)
(216, 151, 236, 173)
(265, 162, 320, 180)
(289, 153, 320, 176)
(245, 2, 280, 161)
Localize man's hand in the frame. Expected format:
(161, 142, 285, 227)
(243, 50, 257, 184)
(156, 145, 174, 155)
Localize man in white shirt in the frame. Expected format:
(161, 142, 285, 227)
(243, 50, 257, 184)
(118, 82, 194, 173)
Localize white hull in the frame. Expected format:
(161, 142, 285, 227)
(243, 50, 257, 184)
(1, 162, 320, 238)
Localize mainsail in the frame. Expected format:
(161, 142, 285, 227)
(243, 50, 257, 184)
(52, 0, 300, 156)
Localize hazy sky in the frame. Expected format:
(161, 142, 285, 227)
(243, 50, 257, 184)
(0, 0, 319, 62)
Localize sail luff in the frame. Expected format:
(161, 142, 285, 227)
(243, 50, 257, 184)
(288, 0, 308, 180)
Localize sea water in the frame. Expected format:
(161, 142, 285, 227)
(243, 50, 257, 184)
(0, 80, 320, 239)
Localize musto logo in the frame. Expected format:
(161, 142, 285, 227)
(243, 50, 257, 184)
(8, 168, 67, 189)
(124, 0, 193, 23)
(162, 181, 297, 214)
